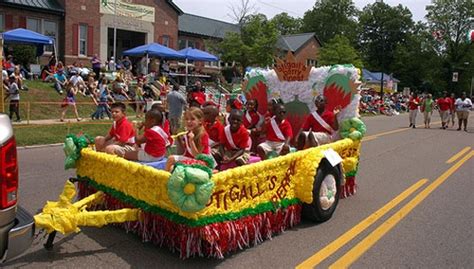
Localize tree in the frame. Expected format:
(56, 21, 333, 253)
(358, 2, 414, 73)
(390, 22, 445, 95)
(426, 1, 474, 94)
(270, 12, 302, 35)
(213, 14, 278, 72)
(318, 35, 363, 68)
(301, 0, 359, 44)
(228, 0, 257, 25)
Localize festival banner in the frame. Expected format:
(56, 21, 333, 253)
(100, 0, 155, 23)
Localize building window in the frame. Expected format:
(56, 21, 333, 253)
(79, 25, 88, 56)
(0, 14, 4, 32)
(187, 40, 195, 49)
(27, 18, 41, 33)
(178, 39, 186, 50)
(306, 59, 317, 66)
(162, 35, 170, 47)
(43, 20, 57, 52)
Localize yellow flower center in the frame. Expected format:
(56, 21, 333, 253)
(350, 127, 356, 133)
(184, 183, 196, 195)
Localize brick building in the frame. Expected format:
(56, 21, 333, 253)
(276, 33, 322, 67)
(1, 0, 321, 70)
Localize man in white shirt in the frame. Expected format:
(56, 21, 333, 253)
(454, 92, 472, 131)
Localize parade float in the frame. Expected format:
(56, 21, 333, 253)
(34, 54, 366, 259)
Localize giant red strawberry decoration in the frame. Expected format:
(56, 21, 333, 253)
(323, 73, 356, 112)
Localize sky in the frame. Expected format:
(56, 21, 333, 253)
(174, 0, 431, 23)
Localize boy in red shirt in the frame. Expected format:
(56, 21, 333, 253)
(214, 109, 251, 166)
(257, 103, 293, 160)
(95, 102, 136, 156)
(203, 104, 224, 148)
(296, 95, 339, 150)
(124, 109, 169, 162)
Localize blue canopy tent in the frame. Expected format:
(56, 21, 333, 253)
(178, 47, 219, 85)
(123, 43, 184, 75)
(1, 28, 56, 112)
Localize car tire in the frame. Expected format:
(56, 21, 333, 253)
(302, 159, 342, 222)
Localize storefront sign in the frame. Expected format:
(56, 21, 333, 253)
(100, 0, 155, 23)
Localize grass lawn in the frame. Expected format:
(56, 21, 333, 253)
(13, 121, 111, 146)
(3, 80, 137, 121)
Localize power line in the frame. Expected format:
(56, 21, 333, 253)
(256, 0, 304, 17)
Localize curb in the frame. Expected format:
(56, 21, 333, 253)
(17, 143, 64, 150)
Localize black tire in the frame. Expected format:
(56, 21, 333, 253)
(302, 158, 342, 222)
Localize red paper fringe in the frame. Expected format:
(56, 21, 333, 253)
(339, 176, 357, 199)
(78, 182, 302, 259)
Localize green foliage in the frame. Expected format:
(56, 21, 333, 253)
(318, 35, 363, 68)
(426, 1, 474, 94)
(9, 45, 37, 67)
(270, 12, 302, 35)
(358, 2, 414, 72)
(215, 13, 278, 71)
(301, 0, 359, 44)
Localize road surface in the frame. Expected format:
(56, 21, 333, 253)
(4, 113, 473, 268)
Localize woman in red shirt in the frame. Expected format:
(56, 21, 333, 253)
(408, 93, 420, 128)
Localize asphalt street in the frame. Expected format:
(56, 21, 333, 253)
(4, 112, 473, 269)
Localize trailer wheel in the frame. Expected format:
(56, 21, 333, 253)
(302, 159, 342, 222)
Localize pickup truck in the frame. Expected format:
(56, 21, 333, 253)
(0, 114, 35, 262)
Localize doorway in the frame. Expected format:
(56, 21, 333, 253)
(107, 28, 146, 59)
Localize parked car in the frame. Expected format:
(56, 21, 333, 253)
(0, 114, 35, 262)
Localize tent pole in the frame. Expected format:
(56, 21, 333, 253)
(0, 36, 4, 113)
(145, 53, 148, 77)
(54, 41, 58, 67)
(185, 58, 188, 86)
(113, 0, 117, 60)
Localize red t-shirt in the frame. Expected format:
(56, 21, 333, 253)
(205, 120, 224, 144)
(183, 131, 210, 158)
(266, 118, 293, 142)
(301, 111, 336, 134)
(109, 117, 135, 144)
(144, 126, 167, 157)
(243, 111, 260, 129)
(219, 125, 250, 150)
(437, 97, 450, 111)
(408, 97, 420, 110)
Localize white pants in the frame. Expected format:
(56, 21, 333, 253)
(439, 110, 449, 123)
(409, 109, 418, 125)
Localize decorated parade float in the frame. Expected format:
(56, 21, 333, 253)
(34, 54, 367, 259)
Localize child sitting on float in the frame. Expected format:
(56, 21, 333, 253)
(224, 98, 243, 125)
(243, 99, 261, 131)
(165, 107, 211, 171)
(95, 102, 135, 156)
(214, 109, 251, 167)
(124, 109, 169, 162)
(151, 102, 171, 138)
(202, 103, 224, 149)
(257, 103, 293, 160)
(296, 95, 340, 149)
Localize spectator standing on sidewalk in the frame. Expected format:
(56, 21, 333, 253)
(436, 91, 451, 129)
(408, 92, 420, 128)
(454, 92, 472, 131)
(5, 75, 21, 122)
(167, 84, 187, 135)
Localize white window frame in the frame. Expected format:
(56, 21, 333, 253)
(79, 24, 88, 56)
(162, 35, 170, 47)
(43, 20, 57, 53)
(0, 14, 4, 32)
(27, 17, 42, 33)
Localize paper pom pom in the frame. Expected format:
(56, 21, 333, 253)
(339, 117, 367, 141)
(167, 164, 215, 212)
